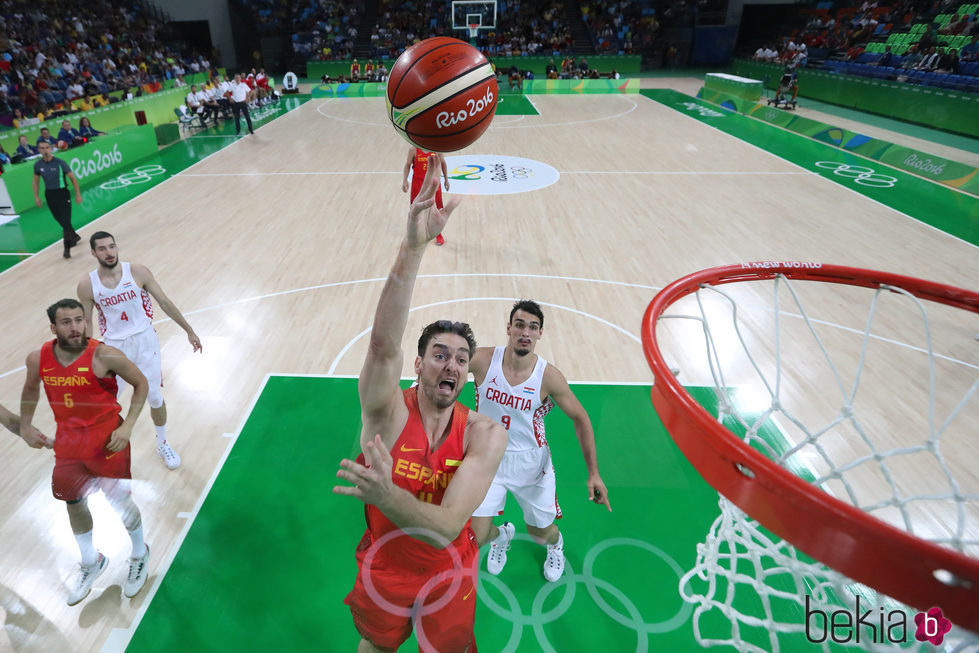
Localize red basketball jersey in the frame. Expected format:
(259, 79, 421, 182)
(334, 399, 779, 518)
(364, 386, 471, 571)
(40, 338, 120, 458)
(410, 149, 443, 207)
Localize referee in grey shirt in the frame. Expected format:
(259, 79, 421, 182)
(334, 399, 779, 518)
(33, 140, 83, 259)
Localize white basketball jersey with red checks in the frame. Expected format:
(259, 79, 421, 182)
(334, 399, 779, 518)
(89, 262, 154, 339)
(475, 346, 554, 451)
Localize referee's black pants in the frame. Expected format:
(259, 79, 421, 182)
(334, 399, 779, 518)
(45, 188, 78, 251)
(232, 101, 254, 135)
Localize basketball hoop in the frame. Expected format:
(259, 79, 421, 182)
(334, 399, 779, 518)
(641, 263, 979, 643)
(467, 23, 479, 40)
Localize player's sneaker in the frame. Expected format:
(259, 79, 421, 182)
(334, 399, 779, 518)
(486, 522, 515, 575)
(543, 533, 565, 582)
(124, 544, 150, 598)
(67, 552, 108, 606)
(157, 442, 181, 470)
(435, 233, 445, 246)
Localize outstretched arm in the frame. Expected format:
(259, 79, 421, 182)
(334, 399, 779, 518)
(359, 153, 461, 449)
(544, 364, 612, 511)
(136, 265, 202, 352)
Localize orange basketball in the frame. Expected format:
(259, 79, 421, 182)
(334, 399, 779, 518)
(57, 140, 68, 150)
(386, 37, 498, 152)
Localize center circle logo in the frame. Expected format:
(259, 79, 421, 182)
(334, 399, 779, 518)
(434, 155, 560, 195)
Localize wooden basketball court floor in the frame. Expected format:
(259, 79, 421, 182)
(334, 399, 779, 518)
(0, 80, 976, 652)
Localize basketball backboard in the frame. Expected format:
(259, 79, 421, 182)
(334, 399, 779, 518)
(451, 0, 497, 31)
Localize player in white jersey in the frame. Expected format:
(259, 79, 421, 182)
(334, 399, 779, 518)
(76, 231, 202, 470)
(470, 299, 611, 582)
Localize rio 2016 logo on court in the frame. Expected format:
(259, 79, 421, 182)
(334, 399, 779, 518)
(437, 155, 559, 195)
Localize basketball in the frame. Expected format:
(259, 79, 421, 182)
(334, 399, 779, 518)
(386, 37, 498, 152)
(57, 140, 68, 150)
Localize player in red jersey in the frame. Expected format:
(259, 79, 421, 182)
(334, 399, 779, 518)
(19, 298, 152, 606)
(402, 146, 450, 246)
(335, 153, 507, 652)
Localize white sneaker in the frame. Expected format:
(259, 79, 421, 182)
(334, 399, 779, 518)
(67, 552, 108, 605)
(124, 544, 150, 598)
(157, 441, 181, 470)
(543, 533, 565, 582)
(486, 522, 515, 575)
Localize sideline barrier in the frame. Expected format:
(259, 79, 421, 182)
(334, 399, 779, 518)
(703, 73, 762, 101)
(1, 70, 226, 152)
(731, 59, 979, 139)
(312, 78, 638, 98)
(697, 87, 979, 195)
(307, 55, 640, 81)
(0, 124, 159, 213)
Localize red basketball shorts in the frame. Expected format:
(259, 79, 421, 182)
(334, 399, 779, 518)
(345, 528, 479, 652)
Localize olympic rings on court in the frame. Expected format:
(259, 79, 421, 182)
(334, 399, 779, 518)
(99, 165, 168, 190)
(474, 534, 693, 652)
(814, 162, 898, 188)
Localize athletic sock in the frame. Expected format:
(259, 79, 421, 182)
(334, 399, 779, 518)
(154, 425, 166, 447)
(75, 531, 97, 566)
(128, 524, 146, 558)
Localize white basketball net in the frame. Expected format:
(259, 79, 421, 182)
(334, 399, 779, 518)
(657, 272, 979, 651)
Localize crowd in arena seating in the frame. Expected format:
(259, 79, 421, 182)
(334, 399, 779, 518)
(291, 0, 361, 61)
(0, 0, 212, 127)
(579, 0, 659, 55)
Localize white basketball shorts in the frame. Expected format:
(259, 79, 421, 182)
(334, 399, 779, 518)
(473, 446, 560, 528)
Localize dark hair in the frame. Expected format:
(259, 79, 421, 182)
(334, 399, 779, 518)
(417, 320, 477, 359)
(89, 230, 114, 250)
(509, 299, 544, 329)
(47, 298, 84, 323)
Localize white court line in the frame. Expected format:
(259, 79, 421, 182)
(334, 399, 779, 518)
(561, 171, 809, 175)
(0, 252, 32, 256)
(654, 94, 979, 251)
(314, 94, 639, 129)
(327, 296, 640, 375)
(177, 170, 809, 178)
(99, 373, 273, 653)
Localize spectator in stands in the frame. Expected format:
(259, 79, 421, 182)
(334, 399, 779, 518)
(546, 58, 558, 79)
(36, 127, 58, 149)
(916, 46, 941, 70)
(57, 120, 84, 147)
(962, 35, 979, 61)
(877, 46, 895, 67)
(937, 48, 959, 73)
(174, 75, 187, 88)
(66, 78, 85, 101)
(902, 44, 924, 69)
(939, 14, 969, 35)
(16, 135, 39, 159)
(78, 117, 104, 138)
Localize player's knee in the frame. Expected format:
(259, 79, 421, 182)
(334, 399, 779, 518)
(148, 387, 164, 409)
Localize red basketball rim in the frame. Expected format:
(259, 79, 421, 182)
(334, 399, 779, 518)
(641, 262, 979, 633)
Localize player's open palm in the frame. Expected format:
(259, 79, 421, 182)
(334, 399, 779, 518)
(335, 434, 397, 507)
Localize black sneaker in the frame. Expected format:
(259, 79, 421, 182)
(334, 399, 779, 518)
(63, 247, 71, 259)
